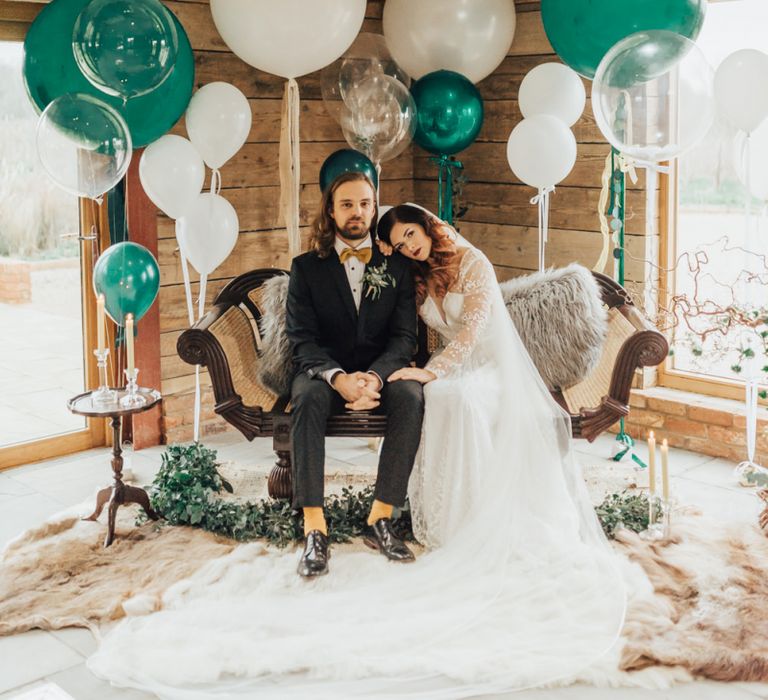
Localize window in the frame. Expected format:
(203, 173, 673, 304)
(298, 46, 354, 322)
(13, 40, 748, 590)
(661, 0, 768, 404)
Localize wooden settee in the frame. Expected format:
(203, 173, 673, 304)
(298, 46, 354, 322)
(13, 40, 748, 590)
(177, 269, 668, 501)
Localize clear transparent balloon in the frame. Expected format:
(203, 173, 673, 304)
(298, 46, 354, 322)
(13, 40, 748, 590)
(592, 30, 714, 162)
(321, 32, 410, 123)
(36, 93, 132, 200)
(339, 74, 416, 164)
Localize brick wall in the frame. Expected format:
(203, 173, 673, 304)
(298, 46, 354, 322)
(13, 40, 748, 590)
(615, 387, 768, 464)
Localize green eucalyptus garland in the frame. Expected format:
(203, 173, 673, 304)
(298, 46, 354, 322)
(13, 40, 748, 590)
(140, 444, 655, 546)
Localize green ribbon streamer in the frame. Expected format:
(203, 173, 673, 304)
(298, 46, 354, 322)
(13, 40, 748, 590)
(608, 147, 647, 468)
(430, 155, 463, 225)
(107, 180, 128, 348)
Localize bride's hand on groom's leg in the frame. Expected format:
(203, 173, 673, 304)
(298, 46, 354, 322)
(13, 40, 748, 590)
(388, 367, 437, 384)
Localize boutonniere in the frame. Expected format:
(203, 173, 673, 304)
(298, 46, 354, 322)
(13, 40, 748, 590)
(362, 260, 396, 300)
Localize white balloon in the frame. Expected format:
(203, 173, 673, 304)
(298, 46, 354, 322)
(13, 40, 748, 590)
(383, 0, 516, 83)
(139, 135, 204, 219)
(185, 82, 252, 170)
(714, 49, 768, 134)
(506, 115, 577, 189)
(210, 0, 365, 79)
(176, 193, 239, 276)
(519, 63, 586, 127)
(734, 119, 768, 201)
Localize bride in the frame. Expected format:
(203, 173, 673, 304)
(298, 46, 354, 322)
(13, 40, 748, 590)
(88, 204, 627, 699)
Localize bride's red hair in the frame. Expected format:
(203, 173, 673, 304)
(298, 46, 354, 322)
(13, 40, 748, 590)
(377, 205, 461, 307)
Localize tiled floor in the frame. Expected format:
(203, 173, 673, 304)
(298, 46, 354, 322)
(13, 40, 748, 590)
(1, 432, 767, 700)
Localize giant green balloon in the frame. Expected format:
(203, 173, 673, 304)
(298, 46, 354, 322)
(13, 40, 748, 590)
(411, 70, 484, 156)
(73, 0, 179, 100)
(93, 242, 160, 325)
(541, 0, 706, 79)
(24, 0, 194, 147)
(319, 149, 378, 193)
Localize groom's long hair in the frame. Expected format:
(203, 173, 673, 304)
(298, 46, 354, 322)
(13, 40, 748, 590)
(310, 172, 378, 259)
(377, 205, 459, 307)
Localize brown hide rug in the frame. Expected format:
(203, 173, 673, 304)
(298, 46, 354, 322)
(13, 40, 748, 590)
(617, 512, 768, 682)
(3, 496, 768, 684)
(0, 509, 235, 636)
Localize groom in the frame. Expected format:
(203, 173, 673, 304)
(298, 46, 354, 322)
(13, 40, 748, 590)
(286, 172, 424, 578)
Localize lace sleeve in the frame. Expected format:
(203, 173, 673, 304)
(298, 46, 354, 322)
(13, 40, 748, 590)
(426, 249, 497, 380)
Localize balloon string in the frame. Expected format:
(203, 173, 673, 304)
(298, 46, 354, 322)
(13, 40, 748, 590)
(279, 77, 301, 260)
(176, 220, 195, 327)
(530, 186, 554, 272)
(192, 272, 208, 443)
(210, 168, 222, 196)
(595, 151, 613, 273)
(429, 156, 463, 225)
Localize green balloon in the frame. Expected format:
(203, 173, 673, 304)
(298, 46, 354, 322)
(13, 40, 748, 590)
(73, 0, 178, 100)
(319, 149, 378, 193)
(24, 0, 194, 147)
(541, 0, 706, 79)
(411, 70, 484, 156)
(93, 242, 160, 325)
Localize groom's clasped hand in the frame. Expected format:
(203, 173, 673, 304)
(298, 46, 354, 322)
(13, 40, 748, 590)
(332, 371, 381, 411)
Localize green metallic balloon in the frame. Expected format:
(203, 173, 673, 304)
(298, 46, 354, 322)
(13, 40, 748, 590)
(73, 0, 178, 99)
(319, 149, 378, 193)
(93, 242, 160, 325)
(24, 0, 194, 147)
(411, 70, 484, 156)
(541, 0, 706, 79)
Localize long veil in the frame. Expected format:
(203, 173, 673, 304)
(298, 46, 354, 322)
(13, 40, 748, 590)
(88, 208, 627, 699)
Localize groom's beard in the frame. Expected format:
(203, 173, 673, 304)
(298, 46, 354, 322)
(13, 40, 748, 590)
(337, 218, 370, 241)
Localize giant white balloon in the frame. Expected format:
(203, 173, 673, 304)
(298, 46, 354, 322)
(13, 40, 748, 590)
(519, 63, 586, 127)
(383, 0, 516, 84)
(185, 82, 252, 170)
(139, 134, 205, 219)
(210, 0, 365, 79)
(176, 193, 239, 275)
(714, 49, 768, 134)
(506, 115, 577, 189)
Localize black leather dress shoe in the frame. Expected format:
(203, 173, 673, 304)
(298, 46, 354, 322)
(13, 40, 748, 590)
(363, 518, 415, 562)
(298, 530, 329, 578)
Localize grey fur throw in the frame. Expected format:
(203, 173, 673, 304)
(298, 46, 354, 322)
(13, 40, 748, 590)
(256, 274, 293, 396)
(500, 263, 607, 391)
(255, 263, 606, 396)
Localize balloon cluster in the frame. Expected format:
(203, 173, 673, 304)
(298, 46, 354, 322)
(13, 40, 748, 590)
(506, 63, 586, 271)
(322, 33, 415, 168)
(139, 82, 252, 315)
(26, 0, 194, 202)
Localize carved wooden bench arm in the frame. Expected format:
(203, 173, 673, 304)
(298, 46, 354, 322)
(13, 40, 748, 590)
(177, 271, 292, 443)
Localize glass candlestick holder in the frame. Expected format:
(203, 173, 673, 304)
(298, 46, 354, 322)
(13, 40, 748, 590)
(639, 493, 673, 542)
(639, 493, 662, 541)
(92, 348, 117, 404)
(120, 368, 146, 408)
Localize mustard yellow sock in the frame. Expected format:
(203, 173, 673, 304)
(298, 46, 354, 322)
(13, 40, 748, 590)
(367, 499, 394, 526)
(303, 507, 327, 536)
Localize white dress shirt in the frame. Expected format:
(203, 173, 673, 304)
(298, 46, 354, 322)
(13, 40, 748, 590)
(335, 234, 371, 311)
(322, 235, 381, 390)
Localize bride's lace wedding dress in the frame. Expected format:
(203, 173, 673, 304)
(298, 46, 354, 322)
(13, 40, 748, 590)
(88, 247, 627, 699)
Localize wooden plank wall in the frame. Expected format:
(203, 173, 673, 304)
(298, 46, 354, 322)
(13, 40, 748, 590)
(413, 2, 658, 301)
(159, 0, 412, 442)
(159, 0, 656, 443)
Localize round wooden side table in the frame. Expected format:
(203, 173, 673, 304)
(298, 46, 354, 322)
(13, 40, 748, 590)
(67, 388, 162, 547)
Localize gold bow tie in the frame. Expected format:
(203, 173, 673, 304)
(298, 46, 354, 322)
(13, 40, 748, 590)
(339, 247, 372, 264)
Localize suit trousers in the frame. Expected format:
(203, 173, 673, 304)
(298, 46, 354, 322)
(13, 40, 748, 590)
(289, 372, 425, 509)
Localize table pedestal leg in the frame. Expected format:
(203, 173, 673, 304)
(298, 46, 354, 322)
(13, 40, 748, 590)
(83, 415, 159, 547)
